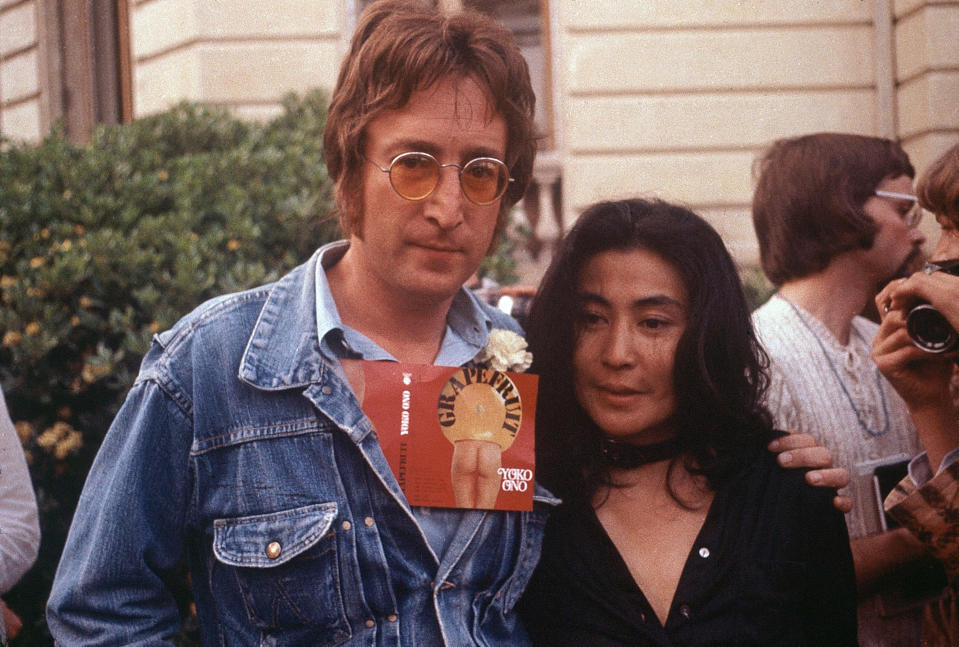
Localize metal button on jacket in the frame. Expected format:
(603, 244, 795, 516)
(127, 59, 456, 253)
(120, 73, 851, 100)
(265, 541, 282, 560)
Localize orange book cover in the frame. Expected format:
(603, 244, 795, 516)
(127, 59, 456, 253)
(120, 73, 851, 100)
(345, 360, 537, 511)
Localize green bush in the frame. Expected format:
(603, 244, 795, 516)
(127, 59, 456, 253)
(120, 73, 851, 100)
(741, 266, 776, 312)
(0, 91, 338, 645)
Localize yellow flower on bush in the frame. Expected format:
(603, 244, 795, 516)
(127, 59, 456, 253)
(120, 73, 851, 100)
(81, 361, 110, 384)
(25, 321, 41, 336)
(30, 256, 46, 268)
(14, 421, 35, 444)
(79, 296, 93, 308)
(54, 430, 83, 460)
(3, 331, 23, 346)
(36, 421, 83, 460)
(0, 276, 16, 289)
(226, 239, 242, 251)
(37, 421, 69, 448)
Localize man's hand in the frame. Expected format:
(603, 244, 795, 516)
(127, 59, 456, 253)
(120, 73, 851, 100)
(768, 432, 852, 512)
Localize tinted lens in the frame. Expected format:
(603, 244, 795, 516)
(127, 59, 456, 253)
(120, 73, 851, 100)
(461, 158, 510, 205)
(389, 153, 439, 200)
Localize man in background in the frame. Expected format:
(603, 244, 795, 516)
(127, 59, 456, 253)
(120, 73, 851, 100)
(751, 132, 933, 646)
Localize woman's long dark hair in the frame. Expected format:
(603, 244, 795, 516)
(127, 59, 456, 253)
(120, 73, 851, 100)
(527, 199, 776, 504)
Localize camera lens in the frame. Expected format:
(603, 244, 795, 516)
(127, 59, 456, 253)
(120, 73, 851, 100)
(906, 304, 959, 353)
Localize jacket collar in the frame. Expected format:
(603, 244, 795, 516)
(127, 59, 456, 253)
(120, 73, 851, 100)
(238, 247, 329, 390)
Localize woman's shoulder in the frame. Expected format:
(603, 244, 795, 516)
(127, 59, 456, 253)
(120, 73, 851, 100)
(729, 446, 837, 513)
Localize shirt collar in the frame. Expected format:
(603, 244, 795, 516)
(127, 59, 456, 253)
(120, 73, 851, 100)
(313, 242, 493, 366)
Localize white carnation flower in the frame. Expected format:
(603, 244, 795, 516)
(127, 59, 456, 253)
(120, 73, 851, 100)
(474, 329, 533, 373)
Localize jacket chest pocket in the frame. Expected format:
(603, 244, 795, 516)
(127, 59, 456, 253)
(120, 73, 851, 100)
(213, 502, 351, 645)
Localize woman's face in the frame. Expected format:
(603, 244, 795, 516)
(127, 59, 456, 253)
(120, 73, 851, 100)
(572, 248, 689, 444)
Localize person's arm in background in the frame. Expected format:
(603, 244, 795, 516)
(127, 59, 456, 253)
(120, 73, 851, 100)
(0, 390, 40, 642)
(761, 372, 921, 591)
(768, 429, 919, 594)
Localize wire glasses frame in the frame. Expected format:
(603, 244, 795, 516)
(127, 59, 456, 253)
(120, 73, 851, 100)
(365, 151, 514, 206)
(874, 190, 924, 227)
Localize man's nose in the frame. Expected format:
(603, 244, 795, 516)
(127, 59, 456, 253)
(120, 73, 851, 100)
(911, 226, 926, 247)
(425, 168, 465, 230)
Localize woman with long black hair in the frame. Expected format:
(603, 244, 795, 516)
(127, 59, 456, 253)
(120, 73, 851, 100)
(518, 199, 857, 645)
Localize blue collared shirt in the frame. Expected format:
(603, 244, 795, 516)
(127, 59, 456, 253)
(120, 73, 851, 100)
(313, 241, 492, 367)
(313, 241, 496, 556)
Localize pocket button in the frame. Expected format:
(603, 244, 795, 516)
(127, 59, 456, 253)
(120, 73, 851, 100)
(265, 541, 282, 560)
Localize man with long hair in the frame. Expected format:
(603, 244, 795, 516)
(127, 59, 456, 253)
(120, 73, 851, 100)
(47, 2, 548, 644)
(752, 132, 931, 645)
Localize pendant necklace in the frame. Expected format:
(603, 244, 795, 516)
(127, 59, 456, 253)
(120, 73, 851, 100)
(780, 295, 889, 437)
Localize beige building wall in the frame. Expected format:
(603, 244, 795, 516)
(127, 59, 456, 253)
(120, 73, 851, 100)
(895, 1, 959, 167)
(0, 0, 43, 142)
(130, 0, 347, 121)
(550, 0, 959, 266)
(895, 0, 959, 250)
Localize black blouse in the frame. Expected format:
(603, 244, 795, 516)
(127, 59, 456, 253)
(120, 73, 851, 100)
(518, 452, 857, 646)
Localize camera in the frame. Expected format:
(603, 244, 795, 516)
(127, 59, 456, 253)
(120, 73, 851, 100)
(906, 259, 959, 353)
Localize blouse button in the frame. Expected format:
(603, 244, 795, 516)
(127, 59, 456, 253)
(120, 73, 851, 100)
(698, 547, 710, 558)
(679, 604, 692, 619)
(265, 541, 282, 560)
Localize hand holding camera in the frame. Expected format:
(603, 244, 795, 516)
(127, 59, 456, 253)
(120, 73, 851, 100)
(873, 263, 959, 412)
(904, 260, 959, 353)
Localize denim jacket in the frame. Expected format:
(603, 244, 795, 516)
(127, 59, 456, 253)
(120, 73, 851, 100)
(47, 249, 559, 646)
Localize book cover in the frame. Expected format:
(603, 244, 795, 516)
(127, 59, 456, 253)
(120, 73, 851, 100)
(345, 360, 537, 511)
